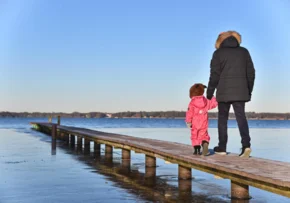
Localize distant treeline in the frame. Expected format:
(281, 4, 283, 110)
(0, 111, 289, 120)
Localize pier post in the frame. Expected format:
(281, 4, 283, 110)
(57, 130, 62, 139)
(105, 145, 113, 160)
(178, 179, 192, 202)
(178, 165, 192, 200)
(51, 124, 57, 155)
(144, 166, 156, 188)
(94, 142, 101, 157)
(59, 132, 65, 141)
(231, 181, 250, 200)
(145, 155, 156, 167)
(145, 166, 156, 178)
(84, 139, 90, 147)
(56, 130, 59, 139)
(178, 179, 192, 193)
(84, 138, 90, 154)
(94, 142, 100, 151)
(145, 155, 156, 179)
(105, 145, 113, 154)
(70, 134, 75, 147)
(178, 165, 192, 180)
(51, 124, 56, 139)
(57, 116, 61, 125)
(122, 149, 131, 160)
(122, 149, 131, 170)
(77, 136, 83, 149)
(65, 133, 69, 145)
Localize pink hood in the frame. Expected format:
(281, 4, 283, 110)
(190, 96, 208, 109)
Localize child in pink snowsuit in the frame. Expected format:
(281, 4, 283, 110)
(185, 83, 218, 155)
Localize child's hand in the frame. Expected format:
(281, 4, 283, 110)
(186, 122, 192, 129)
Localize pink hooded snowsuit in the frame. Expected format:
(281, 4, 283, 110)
(185, 96, 218, 146)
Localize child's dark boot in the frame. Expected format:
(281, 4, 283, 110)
(193, 145, 201, 155)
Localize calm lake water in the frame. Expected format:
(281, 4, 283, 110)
(0, 118, 290, 203)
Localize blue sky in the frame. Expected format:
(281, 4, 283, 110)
(1, 0, 290, 113)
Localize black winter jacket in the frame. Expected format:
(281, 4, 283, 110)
(207, 36, 255, 103)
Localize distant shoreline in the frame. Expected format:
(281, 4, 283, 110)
(0, 111, 289, 120)
(0, 116, 289, 121)
(105, 117, 289, 120)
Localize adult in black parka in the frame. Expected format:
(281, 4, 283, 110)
(206, 31, 255, 157)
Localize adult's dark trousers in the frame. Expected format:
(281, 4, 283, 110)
(218, 102, 251, 150)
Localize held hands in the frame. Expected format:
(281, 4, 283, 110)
(186, 122, 192, 129)
(207, 94, 213, 100)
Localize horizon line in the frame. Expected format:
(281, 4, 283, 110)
(0, 110, 289, 114)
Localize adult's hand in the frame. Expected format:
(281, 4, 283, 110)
(207, 94, 213, 100)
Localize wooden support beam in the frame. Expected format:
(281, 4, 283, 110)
(105, 145, 113, 163)
(145, 166, 156, 178)
(84, 138, 90, 154)
(84, 138, 90, 147)
(145, 155, 156, 167)
(231, 181, 250, 200)
(122, 149, 131, 160)
(105, 145, 113, 154)
(94, 142, 100, 151)
(121, 149, 131, 170)
(65, 133, 69, 145)
(51, 124, 57, 155)
(70, 134, 75, 147)
(94, 142, 101, 157)
(77, 136, 82, 149)
(178, 165, 192, 180)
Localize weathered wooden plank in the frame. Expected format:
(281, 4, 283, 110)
(31, 122, 290, 198)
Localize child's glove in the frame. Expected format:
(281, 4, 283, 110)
(186, 122, 192, 129)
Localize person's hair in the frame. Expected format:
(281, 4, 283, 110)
(189, 84, 207, 98)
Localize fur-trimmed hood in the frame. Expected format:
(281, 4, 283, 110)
(215, 31, 241, 49)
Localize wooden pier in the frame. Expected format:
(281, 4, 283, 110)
(57, 139, 230, 202)
(30, 122, 290, 200)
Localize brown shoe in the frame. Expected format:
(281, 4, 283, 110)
(202, 141, 210, 156)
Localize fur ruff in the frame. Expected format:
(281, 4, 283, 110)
(215, 31, 241, 49)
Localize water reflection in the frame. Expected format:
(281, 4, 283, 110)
(51, 125, 56, 155)
(51, 137, 56, 155)
(50, 140, 250, 203)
